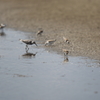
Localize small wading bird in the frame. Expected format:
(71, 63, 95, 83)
(45, 39, 56, 46)
(36, 29, 43, 36)
(62, 49, 69, 56)
(63, 36, 70, 44)
(0, 23, 6, 32)
(62, 49, 69, 61)
(19, 39, 37, 52)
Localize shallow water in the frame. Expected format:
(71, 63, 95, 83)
(0, 29, 100, 100)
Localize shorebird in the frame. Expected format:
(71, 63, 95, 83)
(62, 49, 69, 62)
(63, 36, 69, 44)
(19, 39, 37, 52)
(45, 39, 56, 46)
(62, 49, 69, 56)
(0, 24, 6, 31)
(36, 30, 43, 36)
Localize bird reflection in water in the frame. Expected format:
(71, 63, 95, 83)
(64, 57, 69, 63)
(22, 52, 37, 58)
(0, 32, 6, 36)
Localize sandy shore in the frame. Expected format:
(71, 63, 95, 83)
(0, 0, 100, 60)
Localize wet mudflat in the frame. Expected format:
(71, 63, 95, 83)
(0, 29, 100, 100)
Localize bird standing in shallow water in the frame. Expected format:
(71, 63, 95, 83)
(19, 39, 37, 52)
(62, 49, 69, 62)
(0, 24, 6, 32)
(45, 39, 56, 46)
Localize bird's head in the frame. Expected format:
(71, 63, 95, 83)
(32, 41, 38, 46)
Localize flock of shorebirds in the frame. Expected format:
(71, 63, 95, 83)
(0, 23, 69, 61)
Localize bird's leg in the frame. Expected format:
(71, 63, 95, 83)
(64, 57, 69, 62)
(25, 44, 28, 49)
(26, 48, 29, 53)
(25, 47, 29, 53)
(25, 45, 29, 53)
(64, 55, 66, 60)
(64, 53, 66, 60)
(64, 52, 66, 57)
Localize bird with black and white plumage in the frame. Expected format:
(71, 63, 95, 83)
(36, 29, 43, 36)
(0, 23, 6, 31)
(19, 39, 37, 52)
(63, 36, 70, 44)
(45, 39, 56, 46)
(19, 39, 37, 46)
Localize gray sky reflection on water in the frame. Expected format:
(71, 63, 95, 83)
(0, 29, 100, 100)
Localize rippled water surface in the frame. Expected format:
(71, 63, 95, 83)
(0, 29, 100, 100)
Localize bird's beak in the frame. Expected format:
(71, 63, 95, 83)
(35, 42, 38, 46)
